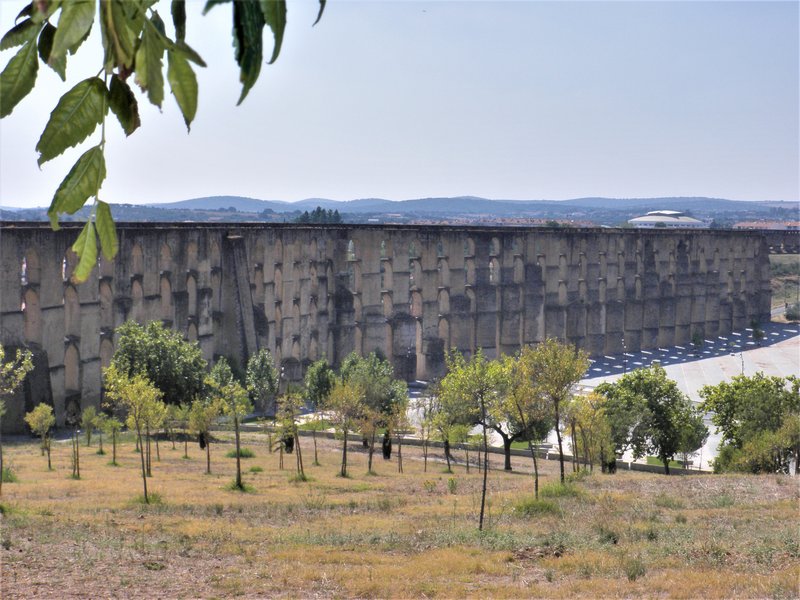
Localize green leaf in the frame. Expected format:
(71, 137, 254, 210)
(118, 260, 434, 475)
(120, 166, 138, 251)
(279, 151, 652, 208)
(50, 0, 94, 63)
(71, 221, 98, 283)
(16, 3, 33, 23)
(68, 22, 92, 55)
(314, 0, 326, 26)
(174, 41, 207, 67)
(259, 0, 286, 64)
(0, 18, 39, 50)
(38, 23, 67, 81)
(48, 146, 106, 228)
(95, 200, 118, 261)
(0, 38, 38, 118)
(36, 77, 107, 166)
(167, 48, 197, 131)
(233, 0, 264, 105)
(202, 0, 230, 15)
(100, 0, 142, 71)
(134, 19, 165, 107)
(108, 74, 140, 136)
(31, 0, 61, 25)
(171, 0, 186, 41)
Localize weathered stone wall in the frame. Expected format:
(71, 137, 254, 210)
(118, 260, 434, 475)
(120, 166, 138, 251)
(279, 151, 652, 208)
(0, 222, 771, 432)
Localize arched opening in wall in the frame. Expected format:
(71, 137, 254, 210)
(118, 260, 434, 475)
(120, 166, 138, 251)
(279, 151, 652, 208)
(291, 339, 301, 360)
(437, 240, 445, 258)
(465, 259, 476, 286)
(63, 251, 78, 282)
(558, 254, 567, 279)
(253, 237, 265, 274)
(210, 240, 221, 269)
(132, 244, 144, 275)
(187, 322, 198, 342)
(513, 257, 524, 283)
(380, 262, 386, 290)
(490, 237, 501, 257)
(309, 263, 318, 294)
(489, 258, 500, 285)
(309, 238, 318, 261)
(466, 285, 476, 313)
(274, 304, 283, 339)
(409, 259, 420, 290)
(380, 240, 387, 259)
(253, 264, 265, 305)
(99, 280, 113, 329)
(438, 288, 450, 314)
(21, 249, 40, 285)
(292, 300, 301, 327)
(309, 336, 318, 361)
(159, 242, 173, 273)
(635, 275, 642, 300)
(382, 292, 393, 317)
(131, 279, 144, 322)
(64, 344, 80, 393)
(438, 317, 450, 347)
(100, 338, 114, 370)
(512, 237, 522, 256)
(347, 239, 356, 262)
(23, 288, 42, 344)
(187, 274, 197, 317)
(274, 266, 283, 303)
(438, 258, 450, 287)
(727, 271, 734, 295)
(160, 276, 173, 323)
(187, 241, 198, 271)
(409, 241, 419, 260)
(99, 256, 114, 279)
(410, 291, 422, 318)
(713, 249, 720, 272)
(354, 326, 362, 355)
(64, 285, 80, 337)
(464, 238, 475, 258)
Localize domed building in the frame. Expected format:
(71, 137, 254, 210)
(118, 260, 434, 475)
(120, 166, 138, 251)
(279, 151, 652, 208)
(628, 210, 705, 229)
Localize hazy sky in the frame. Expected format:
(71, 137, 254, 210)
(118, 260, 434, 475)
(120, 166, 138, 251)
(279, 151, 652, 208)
(0, 0, 797, 208)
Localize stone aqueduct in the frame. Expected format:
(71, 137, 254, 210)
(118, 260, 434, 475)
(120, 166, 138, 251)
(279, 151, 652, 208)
(0, 222, 779, 432)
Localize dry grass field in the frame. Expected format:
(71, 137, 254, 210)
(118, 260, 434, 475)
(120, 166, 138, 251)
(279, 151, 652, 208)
(1, 431, 798, 599)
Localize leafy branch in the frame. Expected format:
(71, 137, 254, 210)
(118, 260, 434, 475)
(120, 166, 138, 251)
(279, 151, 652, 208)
(0, 0, 324, 282)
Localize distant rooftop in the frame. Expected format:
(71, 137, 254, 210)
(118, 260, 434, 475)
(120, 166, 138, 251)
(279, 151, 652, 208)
(628, 210, 705, 229)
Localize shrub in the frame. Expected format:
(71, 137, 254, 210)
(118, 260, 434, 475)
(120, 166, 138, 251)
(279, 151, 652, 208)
(597, 525, 619, 545)
(1, 466, 18, 483)
(133, 492, 163, 505)
(654, 493, 685, 510)
(675, 513, 688, 524)
(623, 555, 646, 581)
(540, 481, 582, 498)
(785, 303, 800, 321)
(514, 497, 561, 517)
(224, 480, 255, 493)
(422, 479, 437, 493)
(447, 477, 457, 494)
(249, 466, 264, 473)
(226, 447, 255, 459)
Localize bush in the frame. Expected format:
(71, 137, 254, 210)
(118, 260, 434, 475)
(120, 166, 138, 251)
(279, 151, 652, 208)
(514, 497, 561, 517)
(226, 447, 255, 459)
(540, 481, 582, 498)
(1, 466, 18, 483)
(249, 465, 264, 473)
(785, 303, 800, 321)
(447, 477, 457, 494)
(654, 494, 685, 510)
(623, 555, 646, 581)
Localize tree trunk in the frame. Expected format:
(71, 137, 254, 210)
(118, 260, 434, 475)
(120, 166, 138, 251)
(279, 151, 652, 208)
(312, 428, 319, 466)
(146, 426, 152, 477)
(46, 436, 51, 470)
(555, 401, 565, 484)
(0, 435, 4, 496)
(367, 430, 376, 474)
(423, 439, 428, 472)
(397, 434, 403, 473)
(206, 435, 211, 474)
(112, 430, 117, 465)
(98, 430, 104, 454)
(478, 396, 489, 532)
(234, 416, 242, 489)
(444, 440, 452, 472)
(527, 441, 540, 500)
(663, 457, 670, 475)
(570, 419, 578, 473)
(502, 434, 512, 471)
(464, 445, 470, 474)
(341, 430, 348, 477)
(295, 431, 305, 478)
(137, 430, 149, 503)
(155, 435, 160, 462)
(184, 434, 188, 459)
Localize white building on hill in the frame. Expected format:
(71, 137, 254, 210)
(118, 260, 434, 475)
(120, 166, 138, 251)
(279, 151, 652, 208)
(628, 210, 705, 229)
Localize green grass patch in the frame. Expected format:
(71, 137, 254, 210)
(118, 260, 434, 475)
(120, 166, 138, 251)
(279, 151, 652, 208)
(1, 467, 18, 483)
(224, 480, 255, 493)
(513, 496, 561, 517)
(298, 419, 333, 431)
(654, 493, 686, 510)
(225, 447, 255, 459)
(540, 481, 582, 498)
(249, 466, 264, 473)
(646, 456, 683, 469)
(132, 492, 164, 505)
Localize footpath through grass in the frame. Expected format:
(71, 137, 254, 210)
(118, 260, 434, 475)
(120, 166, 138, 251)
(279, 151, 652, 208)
(0, 433, 797, 598)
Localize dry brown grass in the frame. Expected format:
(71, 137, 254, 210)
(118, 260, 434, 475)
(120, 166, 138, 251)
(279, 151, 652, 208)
(1, 432, 798, 598)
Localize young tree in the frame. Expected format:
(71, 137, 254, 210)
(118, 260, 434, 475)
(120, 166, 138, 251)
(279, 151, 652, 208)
(567, 392, 614, 473)
(102, 416, 123, 466)
(328, 378, 365, 478)
(208, 358, 253, 490)
(304, 359, 335, 466)
(277, 389, 306, 480)
(340, 352, 407, 475)
(501, 353, 555, 498)
(0, 345, 34, 495)
(111, 321, 207, 406)
(104, 365, 164, 503)
(81, 406, 97, 447)
(24, 403, 55, 470)
(417, 390, 440, 473)
(246, 349, 279, 415)
(189, 398, 220, 475)
(523, 339, 589, 483)
(94, 412, 108, 455)
(700, 373, 799, 473)
(597, 363, 707, 475)
(439, 349, 504, 531)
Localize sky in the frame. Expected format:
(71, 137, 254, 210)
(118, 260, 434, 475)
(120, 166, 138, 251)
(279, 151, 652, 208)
(0, 0, 798, 208)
